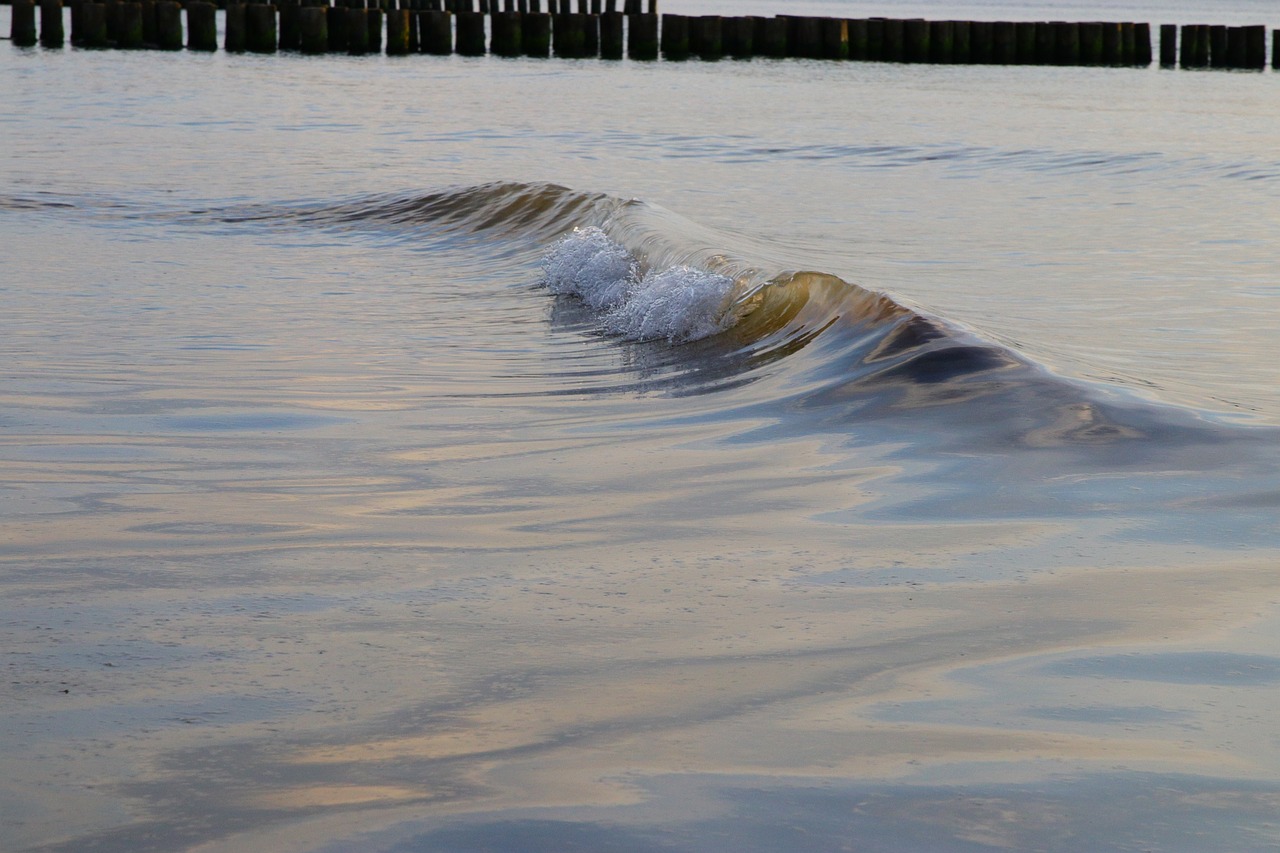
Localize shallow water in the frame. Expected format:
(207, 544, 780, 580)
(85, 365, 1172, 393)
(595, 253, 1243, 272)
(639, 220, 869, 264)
(3, 4, 1280, 851)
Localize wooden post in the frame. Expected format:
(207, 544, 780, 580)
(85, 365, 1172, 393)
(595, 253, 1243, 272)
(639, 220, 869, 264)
(991, 21, 1015, 64)
(455, 10, 484, 53)
(1273, 29, 1280, 70)
(185, 1, 215, 49)
(723, 15, 751, 58)
(39, 0, 65, 46)
(420, 9, 451, 52)
(551, 12, 581, 57)
(847, 18, 867, 60)
(902, 18, 928, 62)
(1245, 25, 1266, 70)
(366, 6, 381, 51)
(1014, 20, 1035, 63)
(118, 0, 144, 46)
(1179, 24, 1202, 68)
(864, 17, 883, 61)
(1134, 22, 1151, 65)
(756, 15, 785, 58)
(521, 11, 549, 56)
(1227, 26, 1248, 68)
(599, 11, 622, 58)
(1099, 21, 1119, 64)
(785, 16, 818, 59)
(660, 12, 687, 59)
(969, 20, 992, 63)
(881, 17, 903, 61)
(1077, 21, 1102, 64)
(298, 3, 326, 50)
(154, 0, 182, 48)
(627, 12, 656, 59)
(142, 0, 158, 47)
(1159, 23, 1176, 66)
(950, 20, 969, 63)
(926, 20, 951, 62)
(11, 0, 38, 46)
(385, 6, 409, 52)
(1054, 21, 1079, 65)
(822, 16, 848, 59)
(490, 10, 521, 55)
(345, 4, 367, 52)
(1116, 21, 1134, 64)
(246, 3, 277, 51)
(277, 0, 300, 48)
(80, 0, 109, 45)
(697, 14, 722, 60)
(326, 4, 348, 50)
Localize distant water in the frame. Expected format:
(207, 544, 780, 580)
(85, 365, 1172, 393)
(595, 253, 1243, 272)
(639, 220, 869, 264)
(3, 5, 1280, 852)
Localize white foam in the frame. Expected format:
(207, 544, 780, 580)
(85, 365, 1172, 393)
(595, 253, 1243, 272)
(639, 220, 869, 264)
(541, 227, 736, 343)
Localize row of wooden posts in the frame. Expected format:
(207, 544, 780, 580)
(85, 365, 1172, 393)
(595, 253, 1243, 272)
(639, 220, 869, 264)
(10, 3, 1280, 70)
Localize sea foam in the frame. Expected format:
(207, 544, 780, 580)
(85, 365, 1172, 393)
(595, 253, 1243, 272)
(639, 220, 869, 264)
(542, 226, 736, 343)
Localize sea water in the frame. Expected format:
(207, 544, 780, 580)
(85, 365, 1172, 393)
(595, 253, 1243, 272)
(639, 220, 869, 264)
(2, 2, 1280, 850)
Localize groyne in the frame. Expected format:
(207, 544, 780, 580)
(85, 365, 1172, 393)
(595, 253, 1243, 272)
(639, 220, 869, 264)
(7, 3, 1279, 70)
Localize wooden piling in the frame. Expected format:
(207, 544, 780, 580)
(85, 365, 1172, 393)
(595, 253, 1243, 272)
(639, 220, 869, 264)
(846, 18, 867, 60)
(456, 10, 485, 54)
(80, 0, 109, 45)
(366, 7, 382, 52)
(142, 0, 158, 47)
(420, 8, 451, 53)
(863, 17, 883, 61)
(1014, 20, 1036, 64)
(385, 7, 409, 52)
(1119, 21, 1135, 64)
(756, 15, 786, 58)
(11, 0, 38, 46)
(326, 4, 348, 50)
(991, 21, 1015, 64)
(1179, 24, 1204, 68)
(903, 18, 928, 62)
(927, 19, 951, 62)
(277, 0, 300, 49)
(185, 1, 215, 49)
(1076, 21, 1101, 64)
(697, 15, 722, 59)
(968, 20, 992, 63)
(599, 10, 622, 58)
(822, 16, 848, 60)
(118, 0, 144, 47)
(521, 11, 549, 56)
(786, 16, 819, 59)
(1054, 21, 1079, 65)
(552, 12, 583, 57)
(627, 12, 657, 59)
(659, 12, 686, 58)
(1159, 23, 1176, 66)
(950, 20, 969, 63)
(721, 15, 750, 58)
(490, 10, 521, 55)
(246, 3, 277, 52)
(297, 3, 326, 50)
(1134, 22, 1151, 65)
(881, 17, 903, 61)
(39, 0, 65, 46)
(154, 0, 182, 48)
(346, 5, 368, 53)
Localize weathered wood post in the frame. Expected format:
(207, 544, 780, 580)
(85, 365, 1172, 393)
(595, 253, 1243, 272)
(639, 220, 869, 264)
(80, 0, 109, 45)
(991, 21, 1015, 63)
(117, 0, 144, 46)
(455, 10, 484, 53)
(1054, 21, 1079, 64)
(185, 1, 215, 49)
(298, 3, 326, 50)
(143, 0, 159, 47)
(881, 17, 903, 61)
(1179, 24, 1205, 68)
(847, 18, 867, 60)
(11, 0, 38, 46)
(490, 10, 520, 55)
(627, 12, 656, 59)
(1274, 29, 1280, 70)
(39, 0, 66, 46)
(1134, 22, 1151, 64)
(950, 20, 969, 62)
(863, 17, 883, 60)
(660, 13, 687, 58)
(785, 16, 818, 58)
(1077, 21, 1101, 64)
(756, 15, 786, 57)
(927, 19, 951, 62)
(968, 20, 992, 63)
(723, 15, 751, 58)
(1250, 25, 1270, 69)
(385, 6, 410, 52)
(1014, 20, 1035, 63)
(552, 12, 582, 56)
(277, 0, 300, 49)
(1118, 21, 1135, 64)
(1159, 23, 1176, 66)
(246, 2, 277, 51)
(346, 4, 368, 53)
(903, 18, 928, 62)
(367, 6, 383, 52)
(697, 14, 722, 59)
(154, 0, 183, 47)
(326, 3, 349, 50)
(420, 8, 451, 52)
(822, 16, 848, 59)
(599, 11, 622, 58)
(522, 11, 549, 55)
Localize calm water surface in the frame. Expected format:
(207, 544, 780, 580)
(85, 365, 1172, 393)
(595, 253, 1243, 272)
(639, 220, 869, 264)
(3, 3, 1280, 850)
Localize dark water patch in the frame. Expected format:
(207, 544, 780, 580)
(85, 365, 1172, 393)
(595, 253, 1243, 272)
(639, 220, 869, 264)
(1043, 652, 1280, 686)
